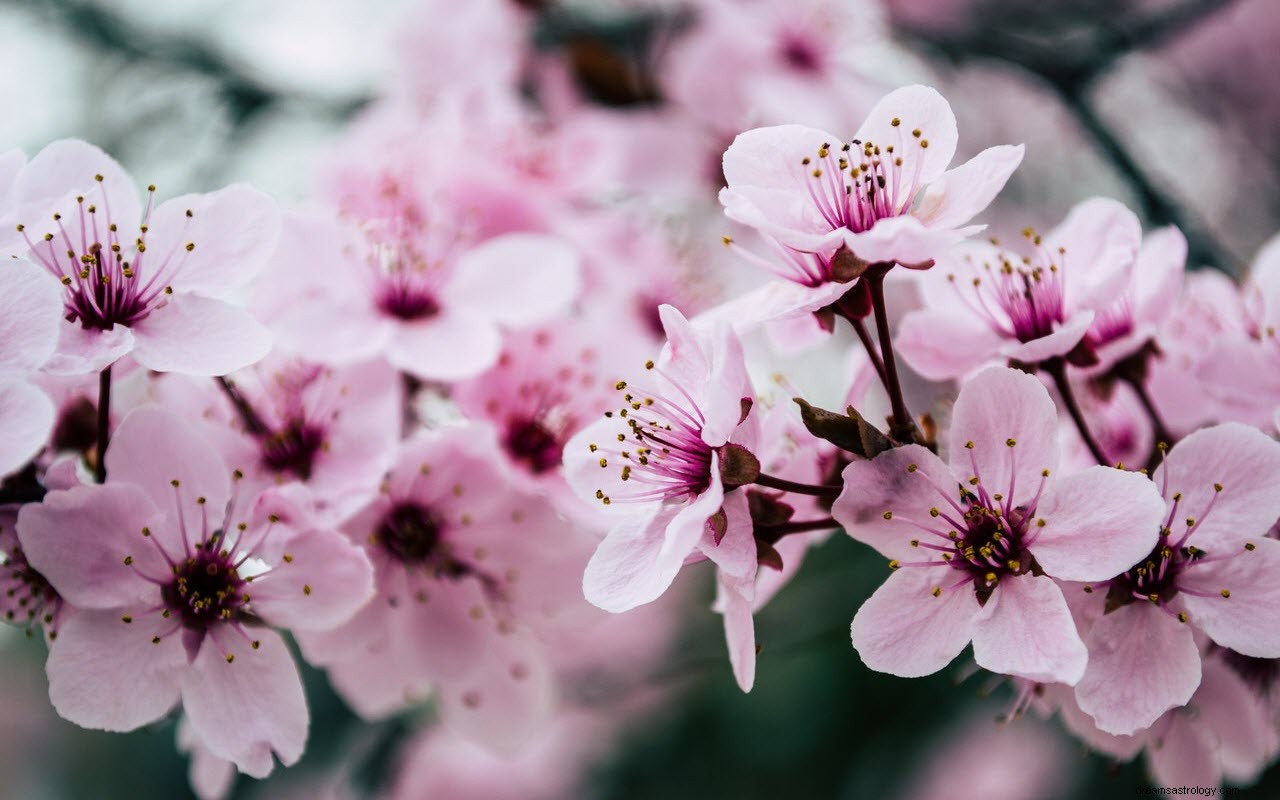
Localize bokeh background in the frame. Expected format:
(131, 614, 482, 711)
(2, 0, 1278, 797)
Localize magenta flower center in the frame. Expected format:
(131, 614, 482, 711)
(260, 419, 326, 480)
(1, 542, 63, 638)
(503, 418, 564, 474)
(19, 177, 190, 331)
(798, 130, 930, 237)
(363, 220, 465, 322)
(946, 243, 1067, 344)
(161, 540, 247, 630)
(587, 365, 714, 507)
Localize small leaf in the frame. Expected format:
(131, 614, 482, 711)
(708, 508, 728, 546)
(756, 539, 784, 572)
(793, 398, 894, 458)
(717, 442, 760, 489)
(747, 489, 794, 530)
(829, 246, 870, 283)
(1104, 581, 1135, 614)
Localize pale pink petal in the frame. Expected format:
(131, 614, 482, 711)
(1146, 714, 1220, 790)
(385, 312, 502, 381)
(1178, 537, 1280, 657)
(834, 444, 957, 561)
(1030, 466, 1165, 581)
(853, 84, 959, 189)
(1132, 227, 1187, 326)
(105, 406, 231, 520)
(399, 576, 495, 683)
(0, 380, 54, 478)
(16, 483, 164, 608)
(697, 488, 755, 579)
(182, 627, 307, 779)
(445, 233, 581, 326)
(695, 279, 850, 331)
(42, 321, 134, 376)
(839, 214, 971, 265)
(249, 526, 375, 632)
(151, 184, 281, 297)
(850, 566, 981, 678)
(1075, 603, 1201, 735)
(131, 294, 270, 376)
(0, 258, 62, 375)
(655, 303, 711, 396)
(1000, 311, 1094, 364)
(270, 296, 392, 365)
(179, 718, 237, 800)
(897, 309, 1005, 381)
(915, 145, 1025, 230)
(715, 574, 756, 693)
(1044, 197, 1142, 306)
(46, 609, 187, 732)
(700, 326, 750, 447)
(721, 124, 837, 194)
(1055, 688, 1145, 760)
(437, 632, 553, 756)
(972, 574, 1087, 684)
(561, 415, 633, 517)
(1196, 657, 1273, 783)
(14, 140, 141, 227)
(948, 366, 1059, 508)
(1154, 423, 1280, 549)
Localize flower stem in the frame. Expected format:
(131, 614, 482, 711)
(95, 366, 112, 483)
(215, 376, 270, 436)
(1044, 359, 1107, 465)
(849, 316, 889, 390)
(753, 472, 842, 497)
(756, 517, 838, 543)
(866, 270, 915, 442)
(1121, 373, 1174, 468)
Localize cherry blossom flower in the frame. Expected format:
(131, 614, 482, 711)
(6, 140, 277, 376)
(1072, 423, 1280, 735)
(835, 366, 1166, 683)
(295, 425, 594, 754)
(563, 305, 758, 614)
(717, 84, 1023, 324)
(265, 210, 581, 382)
(0, 505, 66, 641)
(15, 407, 374, 778)
(0, 258, 62, 478)
(897, 197, 1142, 380)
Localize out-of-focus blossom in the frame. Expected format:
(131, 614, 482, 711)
(0, 258, 61, 478)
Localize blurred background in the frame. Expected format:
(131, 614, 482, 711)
(1, 0, 1278, 797)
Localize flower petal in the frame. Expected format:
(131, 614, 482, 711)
(150, 184, 281, 297)
(1075, 602, 1201, 735)
(43, 321, 135, 376)
(445, 233, 581, 326)
(896, 309, 1005, 381)
(0, 258, 62, 375)
(850, 566, 980, 678)
(249, 526, 375, 632)
(131, 294, 271, 376)
(0, 380, 54, 479)
(385, 312, 502, 381)
(972, 574, 1087, 685)
(948, 366, 1059, 508)
(105, 406, 231, 521)
(854, 84, 959, 190)
(436, 631, 553, 756)
(834, 444, 957, 562)
(182, 627, 307, 779)
(1178, 537, 1280, 657)
(915, 144, 1024, 230)
(46, 609, 187, 732)
(1030, 466, 1165, 581)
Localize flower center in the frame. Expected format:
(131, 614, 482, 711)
(1, 543, 63, 637)
(779, 33, 822, 72)
(797, 128, 930, 238)
(19, 178, 191, 331)
(260, 419, 325, 480)
(376, 503, 444, 565)
(503, 418, 563, 474)
(946, 239, 1067, 345)
(161, 540, 246, 630)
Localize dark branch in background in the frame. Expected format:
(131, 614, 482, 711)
(8, 0, 370, 126)
(898, 0, 1242, 270)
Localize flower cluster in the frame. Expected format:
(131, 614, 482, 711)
(2, 1, 1279, 797)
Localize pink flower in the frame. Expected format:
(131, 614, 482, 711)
(295, 425, 594, 754)
(15, 406, 374, 777)
(265, 211, 581, 382)
(563, 305, 757, 613)
(718, 84, 1023, 322)
(0, 505, 67, 641)
(6, 140, 277, 376)
(1073, 423, 1280, 735)
(897, 197, 1142, 380)
(835, 366, 1166, 683)
(0, 258, 62, 478)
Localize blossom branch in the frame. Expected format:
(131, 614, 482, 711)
(1043, 359, 1108, 465)
(94, 366, 111, 483)
(752, 472, 841, 498)
(865, 268, 916, 443)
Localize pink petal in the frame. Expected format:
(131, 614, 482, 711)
(1075, 603, 1201, 735)
(270, 296, 392, 366)
(1196, 657, 1274, 783)
(446, 233, 581, 326)
(915, 144, 1025, 231)
(715, 573, 757, 692)
(105, 406, 231, 523)
(849, 566, 981, 678)
(1044, 197, 1142, 308)
(1000, 311, 1094, 364)
(151, 184, 282, 297)
(182, 627, 307, 779)
(249, 526, 375, 632)
(853, 84, 959, 190)
(385, 312, 502, 381)
(972, 574, 1087, 685)
(695, 279, 850, 331)
(699, 326, 750, 447)
(1154, 423, 1280, 549)
(839, 214, 971, 265)
(178, 718, 237, 800)
(43, 321, 135, 376)
(1030, 466, 1165, 581)
(0, 380, 54, 478)
(948, 366, 1059, 508)
(1132, 227, 1187, 326)
(834, 444, 957, 561)
(436, 631, 553, 756)
(697, 488, 756, 579)
(131, 294, 271, 376)
(1146, 714, 1220, 790)
(399, 576, 495, 683)
(583, 475, 723, 613)
(655, 303, 711, 397)
(16, 483, 164, 608)
(1055, 687, 1145, 760)
(1178, 537, 1280, 657)
(14, 140, 141, 228)
(896, 309, 1005, 381)
(0, 258, 62, 375)
(46, 609, 187, 732)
